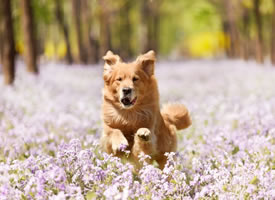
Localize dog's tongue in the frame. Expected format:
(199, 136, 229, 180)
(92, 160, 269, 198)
(131, 97, 137, 105)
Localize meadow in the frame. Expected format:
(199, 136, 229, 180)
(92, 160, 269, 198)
(0, 60, 275, 199)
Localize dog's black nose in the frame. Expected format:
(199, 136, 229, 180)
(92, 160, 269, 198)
(122, 88, 132, 95)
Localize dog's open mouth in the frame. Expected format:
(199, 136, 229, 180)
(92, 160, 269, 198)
(121, 96, 137, 107)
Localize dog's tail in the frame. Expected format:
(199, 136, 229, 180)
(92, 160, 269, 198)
(161, 104, 191, 130)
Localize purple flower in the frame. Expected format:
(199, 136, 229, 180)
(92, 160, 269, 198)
(1, 61, 275, 199)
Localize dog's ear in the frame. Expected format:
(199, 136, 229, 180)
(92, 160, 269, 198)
(136, 50, 156, 77)
(103, 51, 121, 66)
(102, 51, 121, 83)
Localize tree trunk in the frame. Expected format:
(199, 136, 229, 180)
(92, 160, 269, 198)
(55, 0, 73, 64)
(81, 0, 98, 64)
(253, 0, 264, 63)
(222, 20, 232, 57)
(222, 0, 241, 58)
(98, 0, 112, 57)
(151, 1, 161, 53)
(119, 0, 133, 60)
(0, 17, 3, 63)
(21, 0, 38, 74)
(271, 0, 275, 65)
(242, 7, 250, 60)
(140, 0, 150, 53)
(140, 0, 161, 53)
(0, 0, 16, 85)
(72, 0, 87, 63)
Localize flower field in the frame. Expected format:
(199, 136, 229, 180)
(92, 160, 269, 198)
(0, 60, 275, 199)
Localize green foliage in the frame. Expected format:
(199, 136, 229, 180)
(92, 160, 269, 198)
(232, 146, 240, 155)
(5, 0, 275, 60)
(86, 191, 97, 200)
(159, 0, 222, 55)
(32, 0, 54, 25)
(250, 176, 259, 185)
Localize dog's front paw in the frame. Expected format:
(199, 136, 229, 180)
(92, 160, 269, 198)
(111, 136, 129, 155)
(136, 128, 151, 141)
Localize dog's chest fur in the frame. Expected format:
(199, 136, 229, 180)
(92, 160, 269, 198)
(103, 102, 154, 133)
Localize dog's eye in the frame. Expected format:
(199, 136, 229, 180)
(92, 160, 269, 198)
(133, 77, 139, 82)
(116, 77, 122, 81)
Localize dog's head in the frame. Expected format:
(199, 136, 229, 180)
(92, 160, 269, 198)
(103, 50, 156, 109)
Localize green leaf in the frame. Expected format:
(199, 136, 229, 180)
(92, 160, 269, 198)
(86, 191, 96, 200)
(232, 146, 239, 155)
(250, 176, 259, 185)
(21, 194, 28, 200)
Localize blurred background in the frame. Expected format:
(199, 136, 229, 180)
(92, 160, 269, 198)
(0, 0, 275, 85)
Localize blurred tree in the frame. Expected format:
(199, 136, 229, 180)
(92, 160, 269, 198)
(54, 0, 73, 64)
(0, 15, 3, 63)
(221, 0, 241, 58)
(253, 0, 264, 63)
(119, 0, 133, 59)
(81, 0, 99, 63)
(98, 0, 112, 57)
(1, 0, 273, 66)
(240, 4, 251, 60)
(272, 0, 275, 65)
(72, 0, 87, 63)
(140, 0, 162, 53)
(140, 0, 149, 53)
(0, 0, 16, 85)
(21, 0, 38, 74)
(31, 0, 53, 57)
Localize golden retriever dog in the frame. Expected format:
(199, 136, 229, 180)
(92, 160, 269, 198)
(100, 50, 191, 169)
